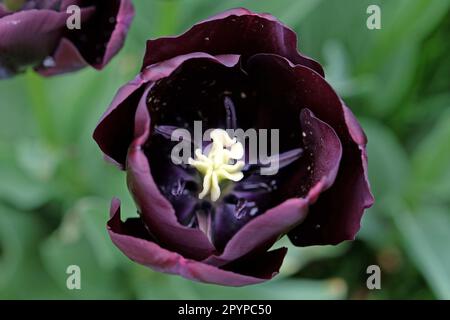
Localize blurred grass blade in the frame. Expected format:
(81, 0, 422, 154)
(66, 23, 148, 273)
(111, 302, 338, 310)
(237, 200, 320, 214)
(131, 269, 347, 300)
(389, 202, 450, 299)
(25, 71, 57, 145)
(410, 109, 450, 203)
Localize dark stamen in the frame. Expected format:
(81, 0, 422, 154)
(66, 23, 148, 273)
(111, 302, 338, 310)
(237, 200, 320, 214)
(277, 148, 303, 169)
(224, 96, 237, 129)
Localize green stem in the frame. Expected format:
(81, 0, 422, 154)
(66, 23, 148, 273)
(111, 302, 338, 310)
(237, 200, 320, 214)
(25, 71, 58, 146)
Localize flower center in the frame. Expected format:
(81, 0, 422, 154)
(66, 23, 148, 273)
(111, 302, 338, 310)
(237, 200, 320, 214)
(188, 129, 244, 202)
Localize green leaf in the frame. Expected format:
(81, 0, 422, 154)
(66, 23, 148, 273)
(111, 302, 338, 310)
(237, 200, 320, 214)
(410, 108, 450, 203)
(322, 40, 374, 98)
(360, 0, 450, 72)
(369, 42, 419, 116)
(131, 267, 347, 300)
(277, 0, 323, 28)
(0, 205, 68, 298)
(360, 118, 410, 200)
(0, 144, 55, 210)
(0, 76, 36, 140)
(0, 205, 26, 290)
(277, 238, 349, 277)
(357, 118, 410, 247)
(25, 71, 57, 145)
(390, 202, 450, 299)
(74, 197, 126, 269)
(40, 200, 131, 299)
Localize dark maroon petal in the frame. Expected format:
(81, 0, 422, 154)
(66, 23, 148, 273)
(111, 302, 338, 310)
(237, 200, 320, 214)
(145, 134, 200, 227)
(142, 56, 343, 251)
(20, 0, 61, 10)
(244, 53, 373, 245)
(298, 108, 342, 191)
(35, 37, 88, 76)
(108, 199, 286, 286)
(221, 247, 287, 280)
(204, 195, 313, 267)
(95, 0, 134, 69)
(209, 107, 342, 252)
(289, 106, 373, 245)
(145, 55, 244, 134)
(289, 146, 374, 245)
(343, 104, 368, 146)
(211, 198, 259, 252)
(211, 148, 303, 251)
(93, 53, 240, 168)
(126, 88, 216, 260)
(33, 3, 97, 76)
(0, 0, 133, 77)
(0, 9, 67, 77)
(142, 8, 323, 76)
(93, 75, 147, 168)
(58, 0, 134, 69)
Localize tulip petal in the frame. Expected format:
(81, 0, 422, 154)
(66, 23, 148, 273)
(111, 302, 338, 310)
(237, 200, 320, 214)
(244, 53, 373, 245)
(290, 106, 374, 245)
(297, 108, 342, 193)
(0, 0, 133, 77)
(208, 107, 342, 254)
(126, 86, 216, 260)
(108, 199, 287, 286)
(60, 0, 134, 69)
(204, 196, 310, 266)
(35, 37, 88, 76)
(93, 52, 240, 168)
(93, 76, 147, 168)
(0, 9, 67, 77)
(145, 134, 201, 227)
(143, 8, 323, 76)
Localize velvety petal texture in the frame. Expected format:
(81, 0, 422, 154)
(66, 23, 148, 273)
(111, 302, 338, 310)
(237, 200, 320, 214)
(142, 8, 324, 76)
(0, 0, 134, 78)
(94, 8, 374, 286)
(108, 199, 287, 286)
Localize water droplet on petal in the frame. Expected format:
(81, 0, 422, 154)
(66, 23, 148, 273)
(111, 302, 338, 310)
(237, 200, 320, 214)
(42, 57, 56, 68)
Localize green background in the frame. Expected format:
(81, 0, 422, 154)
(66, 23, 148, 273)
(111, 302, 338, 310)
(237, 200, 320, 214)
(0, 0, 449, 299)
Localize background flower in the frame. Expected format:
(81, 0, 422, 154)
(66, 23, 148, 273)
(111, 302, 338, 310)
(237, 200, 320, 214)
(0, 0, 134, 78)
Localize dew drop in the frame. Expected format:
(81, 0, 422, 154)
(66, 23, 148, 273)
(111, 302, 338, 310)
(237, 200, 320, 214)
(42, 56, 56, 68)
(249, 207, 259, 216)
(270, 180, 278, 191)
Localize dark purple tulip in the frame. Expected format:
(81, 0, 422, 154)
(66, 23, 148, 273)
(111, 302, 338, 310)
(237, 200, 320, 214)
(0, 0, 134, 78)
(94, 8, 374, 286)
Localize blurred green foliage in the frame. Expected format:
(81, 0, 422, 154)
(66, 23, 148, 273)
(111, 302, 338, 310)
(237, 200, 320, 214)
(0, 0, 449, 299)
